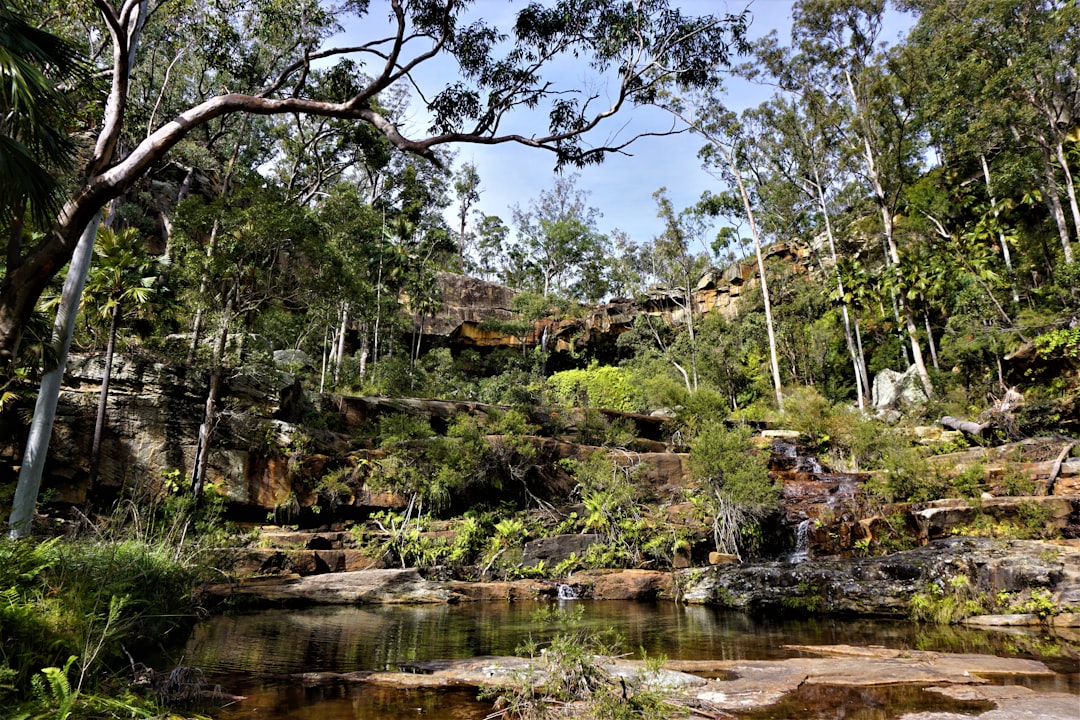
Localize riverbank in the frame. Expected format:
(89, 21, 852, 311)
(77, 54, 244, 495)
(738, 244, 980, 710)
(203, 536, 1080, 628)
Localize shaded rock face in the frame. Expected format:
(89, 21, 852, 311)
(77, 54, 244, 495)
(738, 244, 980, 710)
(522, 533, 601, 566)
(678, 537, 1080, 616)
(1, 353, 307, 509)
(24, 354, 205, 504)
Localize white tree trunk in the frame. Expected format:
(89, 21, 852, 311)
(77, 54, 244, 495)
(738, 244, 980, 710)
(1055, 139, 1080, 251)
(980, 154, 1019, 303)
(8, 216, 101, 538)
(814, 170, 867, 410)
(1038, 143, 1075, 264)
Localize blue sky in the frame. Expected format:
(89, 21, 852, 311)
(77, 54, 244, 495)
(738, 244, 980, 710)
(347, 1, 914, 256)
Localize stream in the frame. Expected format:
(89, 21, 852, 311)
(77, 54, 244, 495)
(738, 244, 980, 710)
(173, 600, 1079, 719)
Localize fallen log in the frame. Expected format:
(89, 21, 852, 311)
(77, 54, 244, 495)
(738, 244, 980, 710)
(1047, 441, 1077, 495)
(940, 416, 991, 437)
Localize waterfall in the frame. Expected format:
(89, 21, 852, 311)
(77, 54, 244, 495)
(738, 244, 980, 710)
(788, 519, 811, 564)
(556, 583, 580, 600)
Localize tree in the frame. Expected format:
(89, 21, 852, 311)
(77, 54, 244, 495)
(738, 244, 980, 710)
(452, 162, 481, 272)
(640, 188, 711, 392)
(0, 0, 750, 370)
(0, 0, 84, 235)
(473, 214, 509, 282)
(688, 420, 777, 559)
(659, 93, 785, 408)
(82, 226, 160, 493)
(508, 174, 611, 301)
(791, 0, 934, 397)
(171, 183, 321, 498)
(902, 0, 1079, 266)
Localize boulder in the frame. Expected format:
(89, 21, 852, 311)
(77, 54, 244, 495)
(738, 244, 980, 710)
(209, 568, 460, 604)
(872, 366, 928, 410)
(563, 569, 674, 600)
(273, 349, 315, 369)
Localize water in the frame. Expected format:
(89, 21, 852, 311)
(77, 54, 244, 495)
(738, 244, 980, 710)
(170, 601, 1078, 719)
(788, 519, 812, 563)
(556, 582, 580, 600)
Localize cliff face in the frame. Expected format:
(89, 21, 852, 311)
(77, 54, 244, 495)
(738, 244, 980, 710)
(407, 243, 807, 355)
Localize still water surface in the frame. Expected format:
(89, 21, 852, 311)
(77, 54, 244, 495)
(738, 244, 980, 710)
(178, 600, 1078, 719)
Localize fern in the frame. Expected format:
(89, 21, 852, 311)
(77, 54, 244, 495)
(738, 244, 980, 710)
(30, 656, 78, 720)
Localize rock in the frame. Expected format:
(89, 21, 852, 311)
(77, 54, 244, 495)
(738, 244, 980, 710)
(913, 496, 1079, 541)
(872, 366, 929, 410)
(762, 429, 802, 439)
(346, 647, 1057, 715)
(709, 552, 738, 565)
(904, 685, 1079, 720)
(273, 349, 315, 369)
(521, 534, 601, 566)
(206, 568, 461, 604)
(563, 569, 674, 600)
(448, 581, 547, 602)
(962, 614, 1041, 627)
(678, 537, 1080, 617)
(673, 546, 692, 569)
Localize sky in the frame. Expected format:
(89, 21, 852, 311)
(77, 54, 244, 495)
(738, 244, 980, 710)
(346, 1, 914, 257)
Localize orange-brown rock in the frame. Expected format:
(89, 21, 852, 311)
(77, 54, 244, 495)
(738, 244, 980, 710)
(563, 569, 674, 600)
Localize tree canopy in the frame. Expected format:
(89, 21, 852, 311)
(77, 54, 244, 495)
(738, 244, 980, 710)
(0, 0, 750, 370)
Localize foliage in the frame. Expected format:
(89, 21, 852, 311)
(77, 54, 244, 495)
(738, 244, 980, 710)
(546, 363, 644, 414)
(484, 607, 681, 719)
(909, 575, 990, 624)
(996, 587, 1060, 620)
(950, 501, 1060, 541)
(779, 385, 834, 446)
(687, 421, 778, 558)
(0, 536, 197, 712)
(563, 453, 685, 570)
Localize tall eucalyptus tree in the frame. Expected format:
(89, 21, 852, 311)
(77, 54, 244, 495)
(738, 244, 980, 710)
(659, 93, 785, 408)
(791, 0, 933, 397)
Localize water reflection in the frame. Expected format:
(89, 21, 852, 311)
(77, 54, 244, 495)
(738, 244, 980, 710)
(177, 601, 1078, 719)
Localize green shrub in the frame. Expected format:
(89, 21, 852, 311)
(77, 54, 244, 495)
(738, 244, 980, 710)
(483, 607, 678, 719)
(909, 575, 989, 624)
(780, 386, 833, 445)
(547, 362, 644, 413)
(951, 464, 986, 498)
(688, 421, 778, 558)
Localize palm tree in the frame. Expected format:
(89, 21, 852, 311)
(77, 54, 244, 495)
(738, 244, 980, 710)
(0, 0, 84, 237)
(83, 226, 161, 493)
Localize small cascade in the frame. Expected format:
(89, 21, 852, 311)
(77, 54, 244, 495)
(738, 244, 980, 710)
(795, 454, 824, 474)
(556, 583, 580, 600)
(788, 519, 812, 564)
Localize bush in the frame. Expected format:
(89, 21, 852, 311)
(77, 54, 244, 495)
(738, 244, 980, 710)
(780, 386, 833, 445)
(483, 607, 678, 719)
(909, 575, 989, 624)
(546, 362, 644, 413)
(688, 421, 778, 557)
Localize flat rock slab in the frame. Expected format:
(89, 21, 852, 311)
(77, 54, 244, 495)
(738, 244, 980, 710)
(901, 684, 1080, 720)
(688, 646, 1054, 711)
(204, 569, 676, 604)
(209, 568, 460, 604)
(334, 646, 1058, 713)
